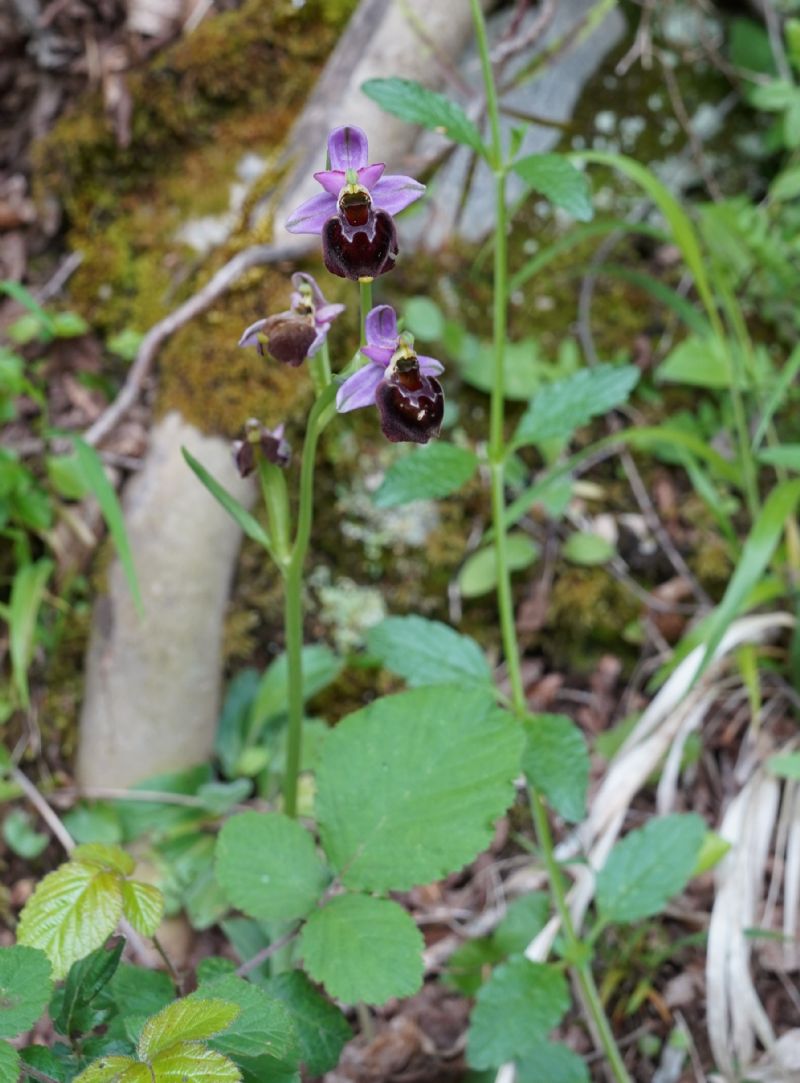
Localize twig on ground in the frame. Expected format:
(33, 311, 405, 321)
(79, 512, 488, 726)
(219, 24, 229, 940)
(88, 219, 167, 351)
(35, 251, 84, 303)
(235, 928, 297, 977)
(84, 242, 304, 448)
(660, 58, 723, 203)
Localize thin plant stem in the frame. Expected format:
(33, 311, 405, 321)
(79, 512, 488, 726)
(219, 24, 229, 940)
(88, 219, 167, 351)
(310, 339, 332, 392)
(282, 385, 337, 818)
(359, 278, 373, 343)
(530, 790, 632, 1083)
(469, 2, 632, 1079)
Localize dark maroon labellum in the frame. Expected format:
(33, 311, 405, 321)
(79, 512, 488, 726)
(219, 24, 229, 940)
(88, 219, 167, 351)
(375, 360, 444, 444)
(322, 210, 398, 280)
(232, 424, 291, 477)
(261, 315, 316, 366)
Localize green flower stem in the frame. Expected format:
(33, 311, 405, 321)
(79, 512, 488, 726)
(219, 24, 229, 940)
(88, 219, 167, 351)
(282, 384, 338, 818)
(469, 2, 631, 1078)
(257, 460, 291, 567)
(310, 339, 333, 393)
(529, 789, 632, 1083)
(359, 278, 373, 343)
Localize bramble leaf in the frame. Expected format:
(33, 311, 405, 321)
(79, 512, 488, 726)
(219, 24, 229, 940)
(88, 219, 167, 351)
(120, 880, 164, 936)
(522, 714, 589, 823)
(513, 154, 593, 221)
(299, 894, 424, 1005)
(0, 1040, 19, 1080)
(215, 811, 328, 922)
(513, 364, 639, 448)
(516, 1040, 590, 1082)
(316, 684, 522, 891)
(373, 444, 478, 508)
(17, 862, 124, 980)
(0, 945, 52, 1037)
(362, 77, 485, 154)
(596, 813, 706, 923)
(195, 973, 300, 1068)
(138, 997, 239, 1060)
(53, 939, 124, 1038)
(269, 971, 351, 1075)
(151, 1042, 241, 1081)
(467, 958, 570, 1069)
(366, 615, 492, 687)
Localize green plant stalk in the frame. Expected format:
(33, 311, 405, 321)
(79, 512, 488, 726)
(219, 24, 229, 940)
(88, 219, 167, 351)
(359, 279, 373, 344)
(530, 790, 632, 1083)
(282, 385, 338, 817)
(258, 461, 291, 566)
(309, 339, 333, 392)
(470, 1, 631, 1078)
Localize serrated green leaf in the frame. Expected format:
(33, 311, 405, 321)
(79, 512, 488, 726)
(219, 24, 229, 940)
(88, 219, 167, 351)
(299, 894, 424, 1005)
(492, 893, 551, 957)
(74, 843, 135, 876)
(459, 535, 539, 598)
(9, 557, 53, 708)
(54, 939, 124, 1038)
(17, 862, 124, 980)
(0, 1039, 20, 1080)
(72, 437, 143, 615)
(121, 880, 164, 936)
(74, 1056, 138, 1083)
(182, 447, 271, 550)
(522, 714, 589, 824)
(268, 971, 351, 1076)
(562, 531, 615, 566)
(20, 1045, 70, 1082)
(366, 615, 492, 687)
(361, 77, 485, 153)
(0, 945, 52, 1037)
(596, 813, 706, 923)
(516, 1040, 590, 1082)
(373, 444, 478, 508)
(195, 974, 300, 1067)
(63, 802, 123, 846)
(316, 684, 523, 892)
(138, 997, 239, 1060)
(467, 958, 570, 1069)
(513, 154, 593, 220)
(151, 1041, 241, 1081)
(110, 965, 174, 1023)
(215, 811, 327, 922)
(513, 364, 639, 448)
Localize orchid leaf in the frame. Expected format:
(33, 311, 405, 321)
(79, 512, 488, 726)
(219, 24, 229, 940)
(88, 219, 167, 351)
(373, 443, 478, 507)
(362, 77, 486, 155)
(513, 153, 593, 220)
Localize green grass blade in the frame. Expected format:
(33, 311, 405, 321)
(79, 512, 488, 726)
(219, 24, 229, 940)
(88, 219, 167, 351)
(694, 478, 800, 680)
(9, 559, 53, 707)
(508, 219, 666, 294)
(0, 280, 55, 338)
(752, 343, 800, 451)
(575, 151, 720, 335)
(71, 436, 143, 616)
(590, 263, 710, 336)
(181, 447, 272, 554)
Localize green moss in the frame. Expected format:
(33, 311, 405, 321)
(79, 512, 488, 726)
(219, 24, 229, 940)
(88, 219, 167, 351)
(545, 566, 639, 670)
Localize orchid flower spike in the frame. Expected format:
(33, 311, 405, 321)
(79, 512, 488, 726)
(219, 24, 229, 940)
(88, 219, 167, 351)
(286, 126, 425, 281)
(232, 420, 291, 477)
(337, 305, 444, 443)
(238, 272, 344, 366)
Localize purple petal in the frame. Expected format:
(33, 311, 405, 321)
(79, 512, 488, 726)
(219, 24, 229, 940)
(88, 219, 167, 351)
(238, 318, 268, 349)
(328, 126, 369, 172)
(314, 170, 346, 197)
(357, 163, 385, 190)
(365, 304, 398, 348)
(336, 363, 384, 412)
(286, 192, 337, 234)
(316, 302, 345, 324)
(418, 354, 445, 376)
(291, 271, 327, 309)
(371, 174, 426, 215)
(307, 328, 326, 357)
(361, 344, 393, 367)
